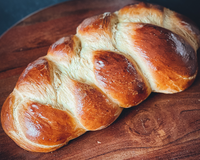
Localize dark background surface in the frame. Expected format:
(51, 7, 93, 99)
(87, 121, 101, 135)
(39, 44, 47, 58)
(1, 0, 200, 37)
(0, 0, 69, 36)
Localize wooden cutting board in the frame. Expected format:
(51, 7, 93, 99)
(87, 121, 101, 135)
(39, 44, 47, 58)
(0, 0, 200, 159)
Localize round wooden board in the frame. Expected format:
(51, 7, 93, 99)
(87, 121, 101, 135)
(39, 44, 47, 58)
(0, 0, 200, 159)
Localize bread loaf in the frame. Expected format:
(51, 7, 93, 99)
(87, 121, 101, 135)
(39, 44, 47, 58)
(1, 2, 200, 152)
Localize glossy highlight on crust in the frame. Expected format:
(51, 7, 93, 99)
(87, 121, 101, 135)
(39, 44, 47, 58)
(132, 24, 197, 91)
(93, 51, 151, 108)
(19, 102, 86, 146)
(77, 12, 115, 35)
(1, 93, 16, 135)
(134, 24, 197, 76)
(47, 35, 81, 62)
(1, 2, 199, 153)
(16, 57, 51, 88)
(74, 81, 122, 130)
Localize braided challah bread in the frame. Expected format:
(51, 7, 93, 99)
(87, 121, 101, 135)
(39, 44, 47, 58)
(1, 2, 200, 152)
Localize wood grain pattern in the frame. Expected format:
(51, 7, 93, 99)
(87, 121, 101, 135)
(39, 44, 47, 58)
(0, 0, 200, 159)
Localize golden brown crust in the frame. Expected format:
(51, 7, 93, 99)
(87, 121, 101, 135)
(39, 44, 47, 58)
(118, 2, 164, 18)
(1, 2, 199, 153)
(76, 12, 118, 51)
(117, 2, 164, 26)
(18, 102, 86, 146)
(1, 93, 17, 136)
(117, 2, 200, 51)
(47, 35, 80, 63)
(0, 94, 56, 152)
(77, 13, 116, 36)
(16, 57, 51, 88)
(73, 81, 122, 130)
(1, 93, 86, 152)
(132, 24, 197, 91)
(14, 57, 58, 106)
(93, 51, 151, 108)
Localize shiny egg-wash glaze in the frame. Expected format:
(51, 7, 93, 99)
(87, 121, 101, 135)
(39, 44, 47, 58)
(1, 2, 200, 152)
